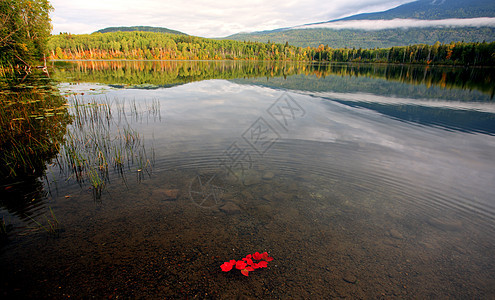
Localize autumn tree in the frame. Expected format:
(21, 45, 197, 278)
(0, 0, 53, 67)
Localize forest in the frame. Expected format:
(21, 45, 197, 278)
(48, 32, 308, 61)
(308, 41, 495, 66)
(48, 31, 495, 66)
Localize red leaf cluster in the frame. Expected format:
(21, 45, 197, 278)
(220, 251, 274, 276)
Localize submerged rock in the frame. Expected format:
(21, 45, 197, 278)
(343, 273, 358, 284)
(262, 171, 275, 180)
(220, 202, 241, 215)
(389, 228, 404, 240)
(243, 175, 261, 186)
(152, 188, 179, 201)
(427, 217, 463, 232)
(164, 189, 179, 200)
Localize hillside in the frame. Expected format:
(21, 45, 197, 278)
(225, 0, 495, 48)
(48, 31, 495, 66)
(48, 31, 308, 61)
(95, 26, 187, 35)
(227, 27, 495, 49)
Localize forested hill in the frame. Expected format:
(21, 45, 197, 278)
(332, 0, 495, 21)
(226, 27, 495, 49)
(47, 31, 495, 66)
(95, 26, 187, 35)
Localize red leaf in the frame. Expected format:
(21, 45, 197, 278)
(245, 254, 252, 259)
(241, 269, 249, 276)
(220, 262, 233, 272)
(252, 252, 262, 260)
(246, 266, 255, 272)
(262, 252, 274, 261)
(235, 260, 247, 270)
(257, 261, 268, 268)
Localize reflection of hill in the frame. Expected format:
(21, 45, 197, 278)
(327, 99, 495, 135)
(234, 63, 495, 101)
(51, 61, 494, 98)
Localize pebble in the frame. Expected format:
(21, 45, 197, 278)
(243, 175, 261, 186)
(220, 202, 241, 215)
(163, 189, 179, 200)
(427, 217, 463, 231)
(262, 171, 275, 180)
(389, 229, 404, 240)
(273, 191, 290, 201)
(343, 273, 357, 284)
(151, 188, 179, 201)
(262, 194, 274, 202)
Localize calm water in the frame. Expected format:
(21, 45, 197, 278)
(1, 61, 494, 298)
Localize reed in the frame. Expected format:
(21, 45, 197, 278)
(0, 216, 12, 245)
(0, 216, 9, 235)
(54, 96, 156, 200)
(2, 76, 157, 201)
(25, 207, 61, 237)
(0, 80, 71, 179)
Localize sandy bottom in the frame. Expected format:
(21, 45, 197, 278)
(1, 168, 494, 299)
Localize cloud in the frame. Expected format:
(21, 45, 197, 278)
(49, 0, 416, 37)
(293, 18, 495, 31)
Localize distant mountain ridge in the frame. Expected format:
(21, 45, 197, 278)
(226, 27, 495, 49)
(225, 0, 495, 48)
(95, 26, 187, 35)
(332, 0, 495, 22)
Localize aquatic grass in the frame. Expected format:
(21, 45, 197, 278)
(0, 216, 14, 245)
(1, 216, 10, 235)
(1, 89, 157, 200)
(54, 96, 157, 200)
(0, 84, 71, 179)
(87, 167, 105, 200)
(149, 98, 160, 117)
(130, 99, 139, 122)
(24, 207, 61, 237)
(0, 217, 6, 234)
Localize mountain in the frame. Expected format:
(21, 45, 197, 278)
(226, 27, 495, 49)
(225, 0, 495, 48)
(332, 0, 495, 21)
(95, 26, 187, 35)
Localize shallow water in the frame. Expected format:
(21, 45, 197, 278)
(1, 61, 494, 298)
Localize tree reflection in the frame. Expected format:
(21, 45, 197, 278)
(0, 72, 71, 219)
(51, 60, 494, 97)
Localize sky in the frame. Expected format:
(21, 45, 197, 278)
(50, 0, 417, 37)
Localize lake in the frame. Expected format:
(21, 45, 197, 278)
(1, 60, 494, 298)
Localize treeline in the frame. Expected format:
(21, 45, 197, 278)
(48, 31, 495, 66)
(309, 41, 495, 66)
(48, 32, 308, 61)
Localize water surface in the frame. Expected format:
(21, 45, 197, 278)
(1, 61, 494, 298)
